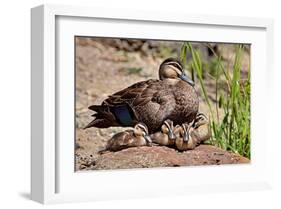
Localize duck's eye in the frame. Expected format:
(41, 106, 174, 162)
(171, 63, 182, 71)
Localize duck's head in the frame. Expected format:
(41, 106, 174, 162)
(161, 119, 176, 141)
(159, 58, 194, 86)
(133, 123, 152, 143)
(181, 123, 192, 143)
(193, 113, 209, 129)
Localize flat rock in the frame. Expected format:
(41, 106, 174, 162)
(85, 145, 249, 170)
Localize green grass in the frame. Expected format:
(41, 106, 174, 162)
(180, 42, 251, 159)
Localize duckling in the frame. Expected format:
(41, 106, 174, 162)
(85, 57, 198, 133)
(191, 113, 211, 142)
(175, 113, 211, 151)
(99, 123, 152, 153)
(174, 123, 195, 151)
(150, 119, 176, 146)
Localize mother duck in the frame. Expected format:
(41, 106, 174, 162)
(84, 58, 199, 133)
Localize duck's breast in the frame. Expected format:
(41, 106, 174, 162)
(171, 81, 199, 124)
(131, 81, 177, 132)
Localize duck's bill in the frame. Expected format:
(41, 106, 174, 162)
(144, 135, 152, 143)
(168, 130, 176, 141)
(180, 74, 195, 86)
(183, 133, 189, 143)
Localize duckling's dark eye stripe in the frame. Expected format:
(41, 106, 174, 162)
(164, 121, 171, 129)
(182, 124, 187, 132)
(137, 124, 147, 133)
(197, 113, 207, 120)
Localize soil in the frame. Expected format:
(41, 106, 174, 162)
(77, 145, 249, 171)
(75, 37, 250, 171)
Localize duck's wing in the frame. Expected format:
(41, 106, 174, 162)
(85, 79, 159, 129)
(105, 79, 176, 126)
(102, 79, 158, 106)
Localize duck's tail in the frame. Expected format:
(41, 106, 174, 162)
(84, 105, 118, 129)
(84, 103, 138, 129)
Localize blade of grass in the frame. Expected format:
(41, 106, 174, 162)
(186, 43, 214, 120)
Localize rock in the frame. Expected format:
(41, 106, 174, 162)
(89, 145, 249, 170)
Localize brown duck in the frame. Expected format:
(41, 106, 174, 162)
(85, 58, 199, 133)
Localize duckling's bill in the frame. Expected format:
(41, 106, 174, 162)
(144, 134, 152, 143)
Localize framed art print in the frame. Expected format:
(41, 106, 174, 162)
(31, 4, 274, 204)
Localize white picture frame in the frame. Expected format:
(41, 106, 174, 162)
(31, 4, 274, 204)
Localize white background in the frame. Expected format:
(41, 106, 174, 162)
(0, 0, 280, 208)
(57, 14, 269, 198)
